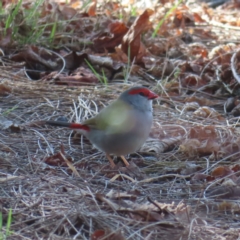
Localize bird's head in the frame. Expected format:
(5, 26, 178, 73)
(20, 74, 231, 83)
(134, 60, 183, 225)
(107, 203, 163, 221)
(119, 86, 158, 111)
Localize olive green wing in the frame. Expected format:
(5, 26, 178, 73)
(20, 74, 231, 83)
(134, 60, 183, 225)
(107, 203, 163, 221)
(83, 100, 134, 134)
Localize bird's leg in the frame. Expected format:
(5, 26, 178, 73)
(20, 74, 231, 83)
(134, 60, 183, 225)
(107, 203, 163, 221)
(106, 153, 116, 168)
(120, 155, 130, 167)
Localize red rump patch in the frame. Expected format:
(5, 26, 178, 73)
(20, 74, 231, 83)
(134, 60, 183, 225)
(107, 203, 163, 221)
(69, 123, 90, 131)
(129, 88, 158, 99)
(46, 121, 90, 131)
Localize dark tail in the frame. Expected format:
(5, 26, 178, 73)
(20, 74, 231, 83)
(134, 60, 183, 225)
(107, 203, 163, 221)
(45, 121, 72, 128)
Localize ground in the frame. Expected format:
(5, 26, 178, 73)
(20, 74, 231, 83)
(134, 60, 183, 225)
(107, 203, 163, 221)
(1, 0, 240, 239)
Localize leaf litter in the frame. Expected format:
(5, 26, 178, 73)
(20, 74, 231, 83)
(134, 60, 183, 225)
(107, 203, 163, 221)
(1, 0, 240, 239)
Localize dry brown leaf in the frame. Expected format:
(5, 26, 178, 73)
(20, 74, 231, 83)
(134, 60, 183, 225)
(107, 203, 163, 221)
(0, 83, 12, 96)
(44, 148, 73, 168)
(188, 126, 217, 140)
(179, 139, 201, 156)
(179, 138, 220, 156)
(193, 12, 205, 23)
(182, 102, 200, 111)
(111, 47, 129, 62)
(87, 0, 96, 17)
(121, 9, 153, 61)
(91, 230, 105, 240)
(232, 164, 240, 172)
(185, 96, 217, 106)
(173, 10, 195, 28)
(0, 28, 13, 48)
(207, 186, 240, 199)
(211, 166, 233, 178)
(69, 0, 82, 9)
(92, 21, 128, 52)
(91, 229, 125, 240)
(218, 201, 240, 212)
(189, 43, 208, 58)
(190, 173, 215, 183)
(193, 106, 224, 120)
(59, 5, 77, 19)
(182, 74, 206, 88)
(209, 43, 236, 64)
(10, 45, 59, 80)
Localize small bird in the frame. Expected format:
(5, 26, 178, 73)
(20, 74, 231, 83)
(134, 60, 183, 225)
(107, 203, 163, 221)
(45, 86, 158, 168)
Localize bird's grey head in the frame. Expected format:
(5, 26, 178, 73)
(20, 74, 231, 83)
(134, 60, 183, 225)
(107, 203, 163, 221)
(119, 86, 158, 112)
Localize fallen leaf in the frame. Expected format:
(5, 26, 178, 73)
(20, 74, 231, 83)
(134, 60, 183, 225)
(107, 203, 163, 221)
(121, 9, 153, 61)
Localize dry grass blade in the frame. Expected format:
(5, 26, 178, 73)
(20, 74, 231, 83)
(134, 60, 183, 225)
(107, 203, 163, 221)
(0, 75, 240, 239)
(1, 0, 240, 238)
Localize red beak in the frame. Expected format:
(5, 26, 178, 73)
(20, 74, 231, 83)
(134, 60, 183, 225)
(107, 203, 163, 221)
(148, 91, 158, 100)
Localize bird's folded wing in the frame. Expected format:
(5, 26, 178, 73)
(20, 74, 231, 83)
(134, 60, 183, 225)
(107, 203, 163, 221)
(83, 100, 135, 134)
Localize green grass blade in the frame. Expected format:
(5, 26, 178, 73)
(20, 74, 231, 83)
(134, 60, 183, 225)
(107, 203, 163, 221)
(25, 0, 44, 21)
(5, 0, 23, 35)
(0, 212, 2, 231)
(101, 68, 108, 85)
(50, 21, 57, 43)
(2, 106, 18, 116)
(152, 0, 182, 38)
(84, 59, 103, 84)
(6, 209, 12, 237)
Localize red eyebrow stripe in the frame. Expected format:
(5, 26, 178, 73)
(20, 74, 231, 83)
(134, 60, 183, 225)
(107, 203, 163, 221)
(129, 88, 149, 95)
(129, 88, 158, 99)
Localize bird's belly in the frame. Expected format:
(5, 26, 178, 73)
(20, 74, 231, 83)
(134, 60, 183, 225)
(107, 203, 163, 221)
(90, 131, 147, 155)
(87, 112, 152, 155)
(103, 132, 147, 155)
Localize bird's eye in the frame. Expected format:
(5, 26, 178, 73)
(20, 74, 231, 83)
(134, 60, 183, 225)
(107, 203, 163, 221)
(139, 92, 145, 96)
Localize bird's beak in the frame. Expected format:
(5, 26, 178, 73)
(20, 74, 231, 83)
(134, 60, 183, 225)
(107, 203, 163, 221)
(148, 91, 158, 100)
